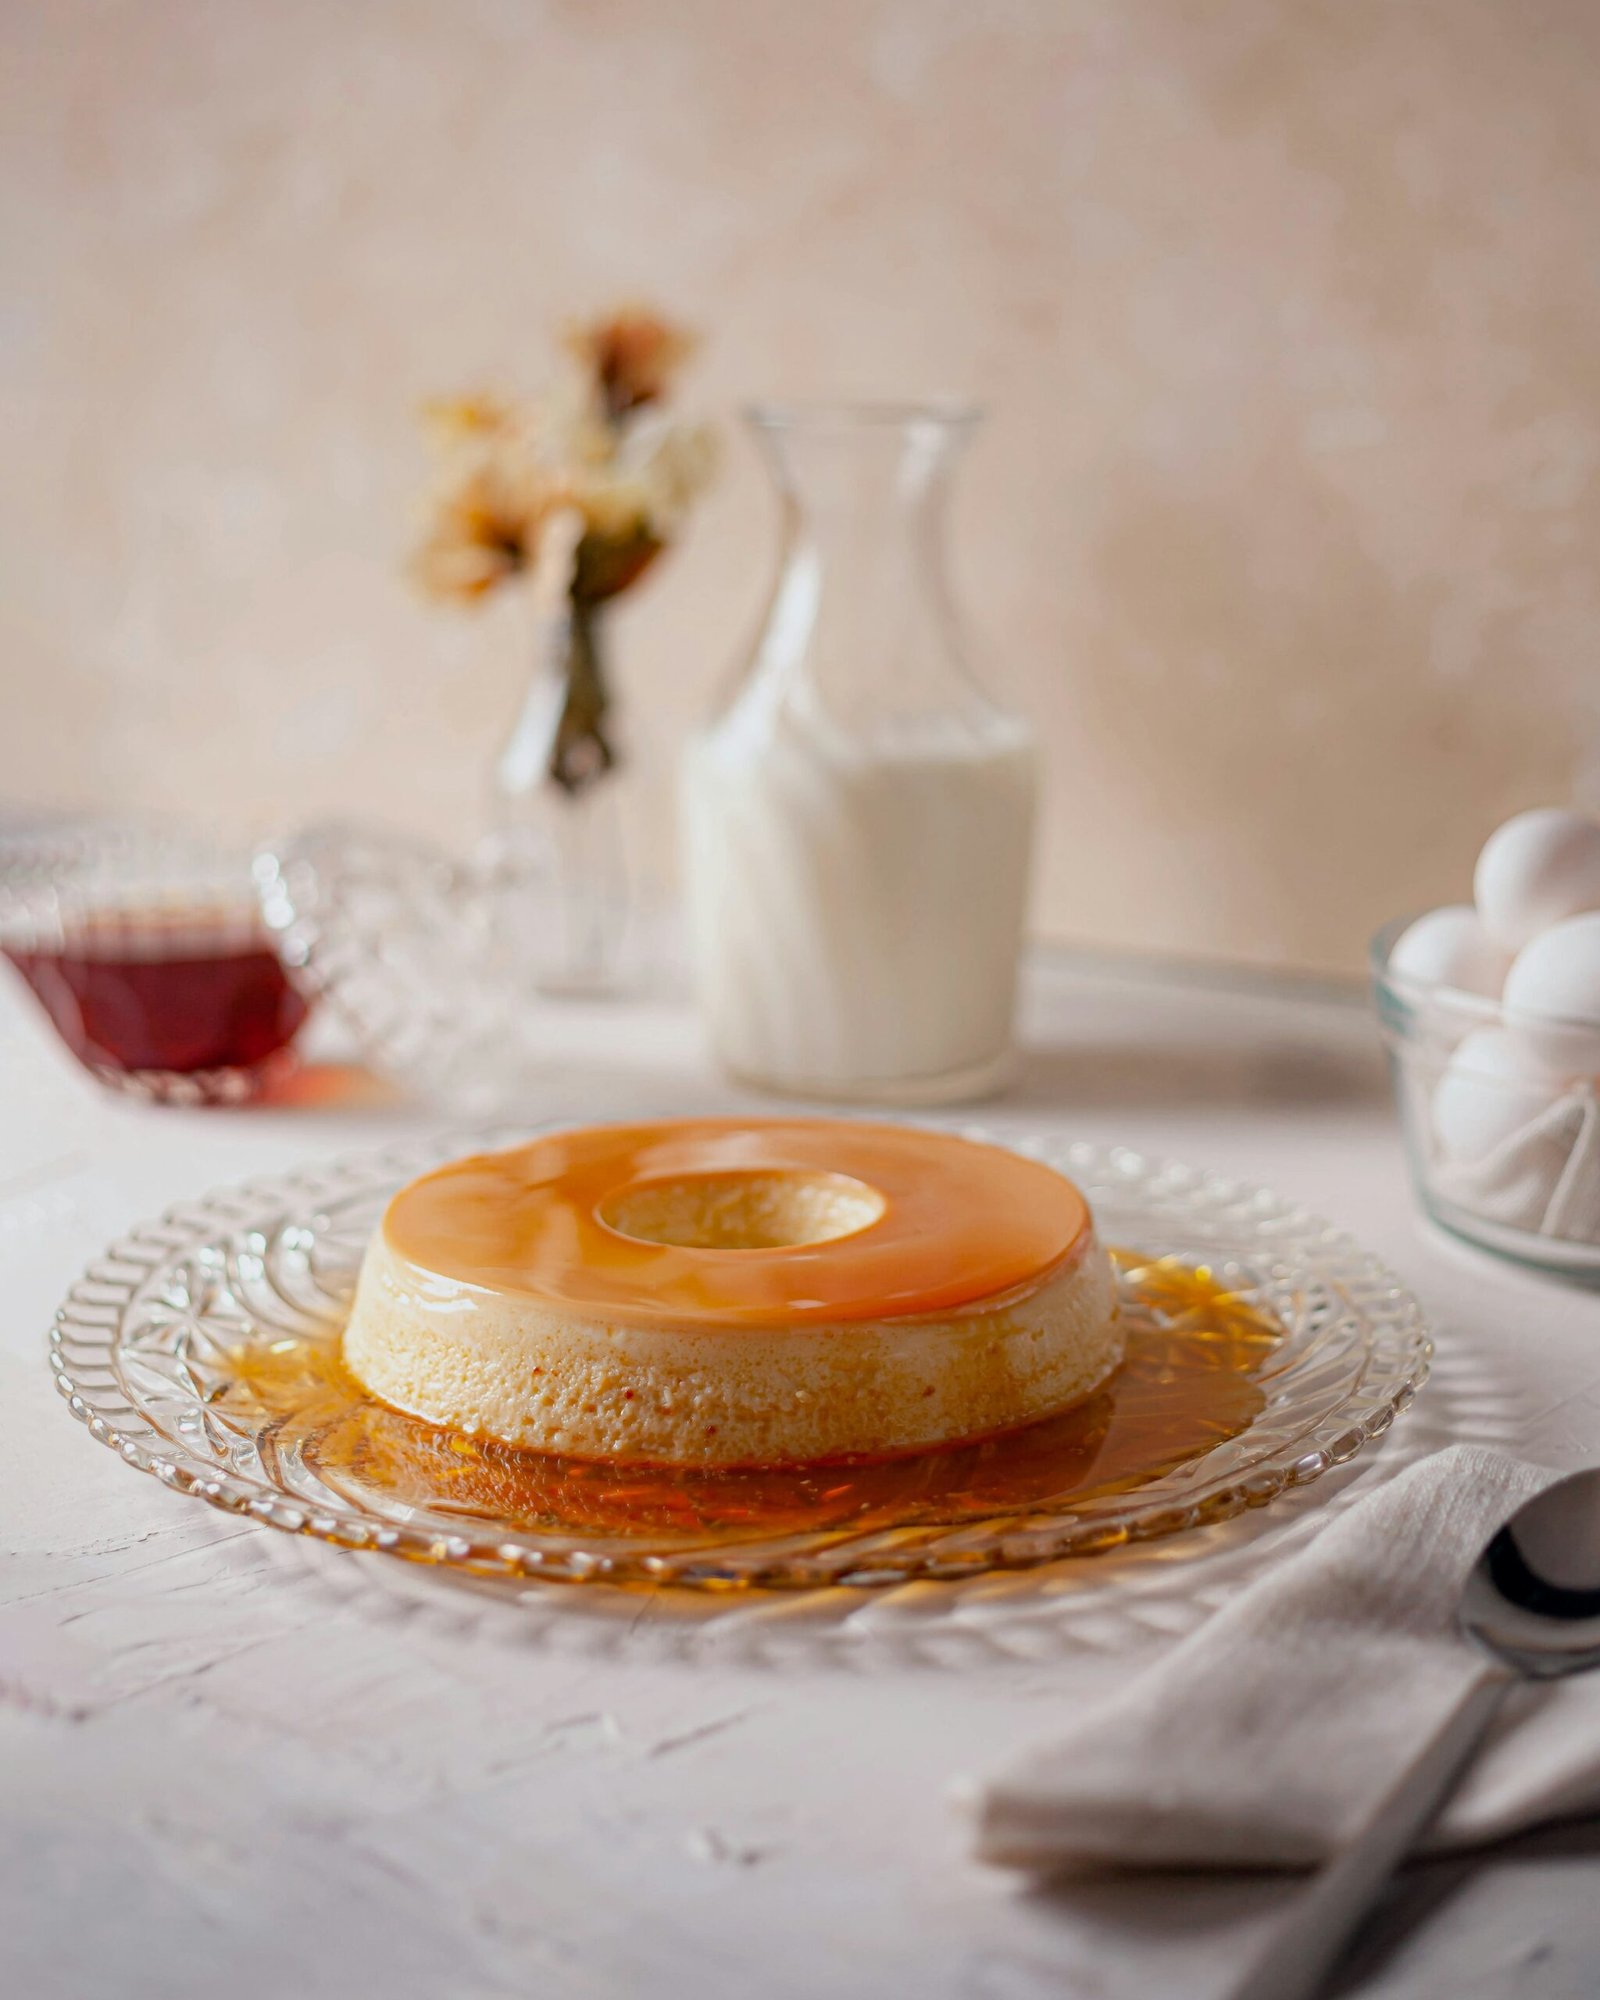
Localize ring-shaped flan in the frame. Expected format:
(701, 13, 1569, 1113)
(343, 1119, 1123, 1467)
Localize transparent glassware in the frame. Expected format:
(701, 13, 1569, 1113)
(485, 598, 631, 998)
(681, 403, 1038, 1103)
(1371, 917, 1600, 1281)
(0, 816, 309, 1104)
(49, 1126, 1431, 1591)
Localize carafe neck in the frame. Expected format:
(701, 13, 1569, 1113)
(740, 403, 994, 733)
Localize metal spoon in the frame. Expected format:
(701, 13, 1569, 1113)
(1232, 1466, 1600, 2000)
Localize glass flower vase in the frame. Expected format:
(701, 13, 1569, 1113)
(486, 599, 630, 997)
(681, 402, 1038, 1103)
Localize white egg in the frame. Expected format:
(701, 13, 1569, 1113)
(1473, 807, 1600, 951)
(1431, 1027, 1566, 1161)
(1388, 905, 1510, 998)
(1502, 912, 1600, 1074)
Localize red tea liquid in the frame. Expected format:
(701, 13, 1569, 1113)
(5, 913, 308, 1077)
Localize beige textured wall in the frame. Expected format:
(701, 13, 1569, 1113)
(4, 0, 1598, 974)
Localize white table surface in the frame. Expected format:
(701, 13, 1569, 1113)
(5, 948, 1600, 2000)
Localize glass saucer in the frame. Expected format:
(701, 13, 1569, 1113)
(49, 1127, 1431, 1591)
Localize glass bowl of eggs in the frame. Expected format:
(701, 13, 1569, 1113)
(1372, 807, 1600, 1282)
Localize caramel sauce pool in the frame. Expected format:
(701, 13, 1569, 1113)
(215, 1254, 1281, 1543)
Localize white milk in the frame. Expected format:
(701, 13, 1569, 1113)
(682, 708, 1038, 1100)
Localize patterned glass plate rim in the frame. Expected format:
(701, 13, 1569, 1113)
(48, 1124, 1433, 1591)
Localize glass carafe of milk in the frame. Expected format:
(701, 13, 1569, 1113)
(682, 402, 1038, 1103)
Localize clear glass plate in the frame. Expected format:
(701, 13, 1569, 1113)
(49, 1127, 1432, 1590)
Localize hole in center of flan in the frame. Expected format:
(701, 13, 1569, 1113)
(597, 1169, 887, 1250)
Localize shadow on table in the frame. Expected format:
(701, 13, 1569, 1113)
(256, 1312, 1527, 1678)
(1003, 1813, 1600, 2000)
(1323, 1813, 1600, 1998)
(1014, 1037, 1389, 1115)
(253, 1062, 410, 1112)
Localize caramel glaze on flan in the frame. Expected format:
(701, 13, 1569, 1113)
(342, 1119, 1123, 1468)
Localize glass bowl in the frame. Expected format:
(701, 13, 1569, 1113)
(252, 821, 517, 1101)
(0, 817, 310, 1104)
(1371, 916, 1600, 1281)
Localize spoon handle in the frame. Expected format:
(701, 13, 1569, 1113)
(1227, 1666, 1510, 2000)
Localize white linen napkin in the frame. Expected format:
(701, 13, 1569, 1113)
(972, 1443, 1600, 1875)
(1432, 1083, 1600, 1245)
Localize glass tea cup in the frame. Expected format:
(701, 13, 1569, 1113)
(0, 816, 311, 1104)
